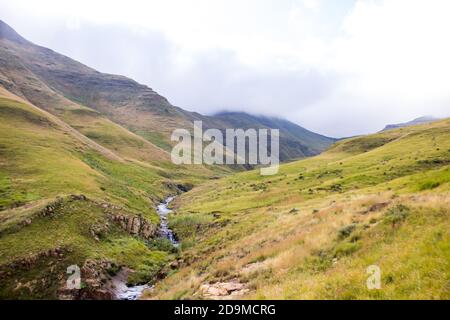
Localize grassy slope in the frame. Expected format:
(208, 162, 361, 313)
(0, 42, 170, 165)
(0, 92, 226, 299)
(148, 119, 450, 300)
(0, 93, 182, 214)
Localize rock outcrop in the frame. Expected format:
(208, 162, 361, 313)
(109, 214, 157, 239)
(58, 259, 119, 300)
(199, 280, 249, 300)
(89, 222, 110, 242)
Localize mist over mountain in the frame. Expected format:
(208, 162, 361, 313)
(214, 112, 336, 160)
(2, 0, 450, 137)
(0, 20, 335, 160)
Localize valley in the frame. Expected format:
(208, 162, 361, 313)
(0, 19, 448, 300)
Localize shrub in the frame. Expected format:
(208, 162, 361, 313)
(308, 250, 333, 272)
(334, 241, 360, 257)
(419, 181, 440, 191)
(329, 183, 343, 192)
(337, 224, 357, 239)
(146, 237, 179, 253)
(384, 204, 410, 227)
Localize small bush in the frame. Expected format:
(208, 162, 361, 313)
(384, 204, 410, 227)
(329, 183, 343, 192)
(349, 232, 361, 243)
(385, 274, 395, 284)
(337, 224, 357, 239)
(334, 241, 360, 257)
(146, 238, 179, 253)
(307, 250, 333, 272)
(419, 181, 440, 191)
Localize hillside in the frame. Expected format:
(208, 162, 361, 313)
(214, 112, 336, 161)
(146, 118, 450, 300)
(0, 87, 227, 299)
(0, 20, 334, 158)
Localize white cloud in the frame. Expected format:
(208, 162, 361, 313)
(333, 0, 450, 102)
(300, 0, 321, 11)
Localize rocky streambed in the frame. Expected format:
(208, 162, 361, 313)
(113, 196, 178, 300)
(108, 268, 151, 300)
(156, 196, 179, 247)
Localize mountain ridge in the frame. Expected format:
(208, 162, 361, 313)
(0, 19, 335, 160)
(382, 116, 440, 131)
(0, 20, 29, 44)
(213, 111, 336, 160)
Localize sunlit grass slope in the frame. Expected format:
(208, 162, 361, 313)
(148, 118, 450, 300)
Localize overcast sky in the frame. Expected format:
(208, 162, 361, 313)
(1, 0, 449, 137)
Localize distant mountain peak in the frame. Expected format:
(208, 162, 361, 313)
(0, 20, 28, 44)
(382, 116, 440, 131)
(411, 115, 438, 122)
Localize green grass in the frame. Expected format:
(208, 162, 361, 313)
(148, 118, 450, 300)
(0, 199, 173, 298)
(132, 130, 174, 152)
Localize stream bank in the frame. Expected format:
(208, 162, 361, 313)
(112, 196, 178, 300)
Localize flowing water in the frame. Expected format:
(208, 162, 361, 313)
(156, 196, 179, 246)
(111, 269, 152, 300)
(113, 196, 178, 300)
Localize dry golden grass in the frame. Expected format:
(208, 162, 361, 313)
(147, 193, 449, 300)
